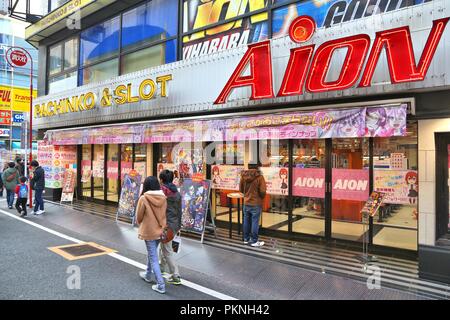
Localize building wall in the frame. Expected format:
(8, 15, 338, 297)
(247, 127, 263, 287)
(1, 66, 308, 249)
(418, 119, 450, 246)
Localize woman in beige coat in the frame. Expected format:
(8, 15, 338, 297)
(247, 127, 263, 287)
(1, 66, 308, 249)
(136, 176, 167, 294)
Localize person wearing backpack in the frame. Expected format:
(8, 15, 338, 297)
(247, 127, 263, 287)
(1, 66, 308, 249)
(30, 160, 45, 215)
(15, 176, 28, 217)
(2, 162, 19, 209)
(159, 169, 182, 285)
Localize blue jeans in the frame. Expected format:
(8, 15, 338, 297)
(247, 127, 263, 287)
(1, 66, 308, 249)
(34, 189, 44, 212)
(243, 205, 262, 244)
(6, 190, 15, 208)
(145, 240, 165, 290)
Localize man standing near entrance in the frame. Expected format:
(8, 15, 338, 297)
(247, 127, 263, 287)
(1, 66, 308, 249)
(239, 163, 266, 247)
(30, 160, 45, 215)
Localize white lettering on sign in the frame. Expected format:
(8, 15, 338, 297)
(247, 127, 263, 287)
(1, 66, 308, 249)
(334, 179, 368, 191)
(294, 177, 324, 189)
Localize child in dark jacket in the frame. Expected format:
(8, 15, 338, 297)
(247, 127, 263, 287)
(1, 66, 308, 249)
(15, 176, 28, 217)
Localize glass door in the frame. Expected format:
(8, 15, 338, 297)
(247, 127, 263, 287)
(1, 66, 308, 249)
(331, 138, 370, 242)
(93, 144, 105, 201)
(107, 145, 119, 203)
(291, 139, 326, 236)
(435, 132, 450, 240)
(81, 145, 92, 198)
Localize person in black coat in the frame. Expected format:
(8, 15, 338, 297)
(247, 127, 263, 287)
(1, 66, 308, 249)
(30, 160, 45, 215)
(15, 157, 25, 177)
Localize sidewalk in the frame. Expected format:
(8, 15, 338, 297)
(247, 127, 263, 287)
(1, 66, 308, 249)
(1, 199, 431, 300)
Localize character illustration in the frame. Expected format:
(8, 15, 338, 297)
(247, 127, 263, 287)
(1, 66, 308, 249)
(173, 170, 180, 186)
(366, 108, 388, 137)
(336, 111, 365, 137)
(405, 171, 418, 204)
(279, 168, 288, 195)
(212, 166, 222, 185)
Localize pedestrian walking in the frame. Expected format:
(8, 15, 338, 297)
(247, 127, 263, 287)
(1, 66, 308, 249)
(239, 163, 267, 247)
(30, 160, 45, 215)
(136, 176, 167, 294)
(2, 162, 19, 209)
(15, 157, 25, 177)
(159, 169, 182, 285)
(0, 167, 4, 198)
(15, 176, 28, 217)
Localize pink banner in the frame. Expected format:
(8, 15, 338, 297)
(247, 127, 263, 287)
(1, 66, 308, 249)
(121, 162, 132, 179)
(107, 161, 119, 180)
(293, 168, 325, 198)
(332, 169, 369, 201)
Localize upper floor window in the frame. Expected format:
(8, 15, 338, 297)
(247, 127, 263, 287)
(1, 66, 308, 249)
(80, 16, 120, 66)
(121, 0, 178, 52)
(47, 37, 78, 94)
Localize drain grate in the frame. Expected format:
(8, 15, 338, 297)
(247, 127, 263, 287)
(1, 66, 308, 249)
(48, 242, 116, 260)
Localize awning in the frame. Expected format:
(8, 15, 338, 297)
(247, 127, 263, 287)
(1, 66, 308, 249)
(45, 104, 408, 145)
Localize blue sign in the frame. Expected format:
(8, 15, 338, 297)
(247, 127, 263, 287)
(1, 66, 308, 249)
(13, 113, 25, 123)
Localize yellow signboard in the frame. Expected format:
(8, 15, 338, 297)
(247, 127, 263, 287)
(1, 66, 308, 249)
(0, 86, 37, 112)
(25, 0, 96, 39)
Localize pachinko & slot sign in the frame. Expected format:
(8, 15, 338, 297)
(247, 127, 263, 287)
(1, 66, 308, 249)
(214, 14, 449, 103)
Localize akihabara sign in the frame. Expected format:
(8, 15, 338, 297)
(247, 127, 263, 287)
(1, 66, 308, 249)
(214, 15, 449, 104)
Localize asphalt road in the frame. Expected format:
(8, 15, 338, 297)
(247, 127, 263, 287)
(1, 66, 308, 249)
(0, 212, 217, 300)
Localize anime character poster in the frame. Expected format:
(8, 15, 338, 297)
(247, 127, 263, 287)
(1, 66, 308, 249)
(374, 170, 418, 205)
(259, 167, 289, 195)
(117, 170, 142, 219)
(180, 179, 211, 234)
(211, 165, 245, 190)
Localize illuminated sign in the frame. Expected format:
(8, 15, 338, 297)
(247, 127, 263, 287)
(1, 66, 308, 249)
(35, 75, 173, 118)
(215, 15, 449, 104)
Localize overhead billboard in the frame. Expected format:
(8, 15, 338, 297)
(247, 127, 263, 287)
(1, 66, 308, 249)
(0, 86, 37, 112)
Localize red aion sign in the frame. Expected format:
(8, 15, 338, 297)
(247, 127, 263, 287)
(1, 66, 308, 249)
(215, 16, 449, 104)
(9, 50, 28, 67)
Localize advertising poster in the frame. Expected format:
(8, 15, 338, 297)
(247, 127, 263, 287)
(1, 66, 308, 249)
(92, 161, 104, 178)
(293, 168, 325, 198)
(173, 147, 205, 182)
(332, 169, 369, 202)
(157, 163, 181, 186)
(37, 141, 76, 189)
(106, 161, 119, 180)
(374, 170, 418, 204)
(271, 0, 430, 38)
(180, 179, 211, 234)
(61, 169, 76, 203)
(361, 191, 387, 218)
(121, 161, 132, 179)
(259, 167, 289, 196)
(81, 160, 92, 183)
(211, 165, 245, 190)
(182, 0, 269, 59)
(0, 85, 37, 112)
(117, 170, 142, 219)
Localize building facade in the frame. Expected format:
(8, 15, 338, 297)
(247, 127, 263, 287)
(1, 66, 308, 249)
(0, 15, 38, 158)
(26, 0, 450, 283)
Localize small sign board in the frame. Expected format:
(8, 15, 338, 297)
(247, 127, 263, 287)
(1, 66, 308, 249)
(361, 191, 387, 219)
(180, 179, 211, 235)
(61, 169, 76, 203)
(117, 169, 142, 222)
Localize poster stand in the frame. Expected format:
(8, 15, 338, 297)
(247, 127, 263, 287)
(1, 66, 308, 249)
(355, 191, 386, 264)
(180, 178, 216, 244)
(60, 168, 76, 205)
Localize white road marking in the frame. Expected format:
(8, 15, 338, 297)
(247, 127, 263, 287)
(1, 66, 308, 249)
(0, 208, 237, 300)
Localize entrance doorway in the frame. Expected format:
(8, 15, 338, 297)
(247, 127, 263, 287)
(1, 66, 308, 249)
(435, 133, 450, 240)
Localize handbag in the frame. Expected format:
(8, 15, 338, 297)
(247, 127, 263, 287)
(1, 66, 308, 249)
(160, 226, 175, 243)
(172, 232, 181, 253)
(6, 171, 17, 182)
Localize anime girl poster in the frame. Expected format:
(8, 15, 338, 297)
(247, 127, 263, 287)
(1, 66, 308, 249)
(117, 170, 142, 220)
(180, 179, 211, 234)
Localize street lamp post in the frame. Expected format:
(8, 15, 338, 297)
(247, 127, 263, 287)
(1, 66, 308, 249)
(5, 46, 34, 207)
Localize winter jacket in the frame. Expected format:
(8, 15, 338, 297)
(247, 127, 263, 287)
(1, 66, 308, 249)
(136, 190, 167, 241)
(2, 167, 19, 192)
(15, 163, 24, 177)
(161, 183, 182, 233)
(31, 166, 45, 190)
(239, 169, 267, 207)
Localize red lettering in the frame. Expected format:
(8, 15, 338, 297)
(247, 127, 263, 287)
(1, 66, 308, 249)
(307, 35, 370, 93)
(214, 40, 274, 104)
(277, 45, 315, 97)
(359, 17, 449, 87)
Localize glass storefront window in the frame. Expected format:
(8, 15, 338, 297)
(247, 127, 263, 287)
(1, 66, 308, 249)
(81, 145, 92, 198)
(49, 44, 62, 75)
(80, 16, 120, 66)
(331, 138, 369, 242)
(373, 122, 418, 250)
(121, 41, 176, 75)
(121, 144, 133, 179)
(48, 71, 77, 94)
(107, 145, 119, 202)
(292, 139, 325, 236)
(64, 38, 78, 69)
(80, 58, 118, 85)
(134, 144, 147, 179)
(93, 145, 105, 200)
(121, 0, 178, 51)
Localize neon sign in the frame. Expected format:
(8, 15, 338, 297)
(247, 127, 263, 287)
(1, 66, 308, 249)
(214, 15, 449, 104)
